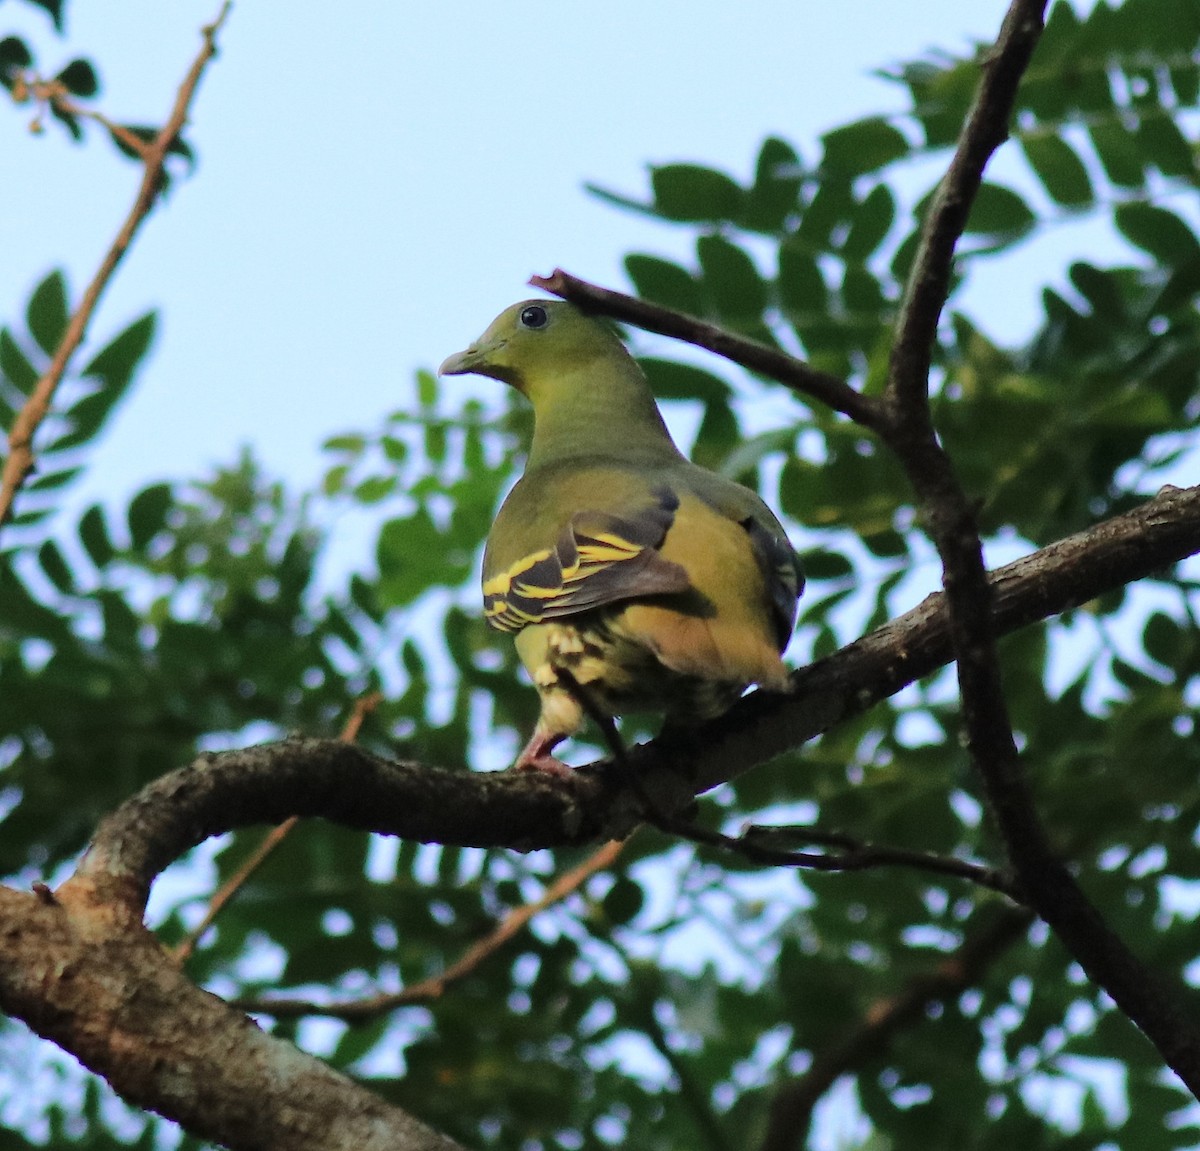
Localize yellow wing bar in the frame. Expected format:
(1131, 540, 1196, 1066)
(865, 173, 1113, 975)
(483, 487, 690, 634)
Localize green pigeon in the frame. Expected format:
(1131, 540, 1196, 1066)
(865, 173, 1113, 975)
(440, 299, 802, 773)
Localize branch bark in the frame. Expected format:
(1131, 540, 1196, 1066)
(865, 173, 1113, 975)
(0, 884, 465, 1151)
(58, 482, 1200, 905)
(2, 481, 1194, 1146)
(862, 0, 1200, 1103)
(530, 268, 887, 432)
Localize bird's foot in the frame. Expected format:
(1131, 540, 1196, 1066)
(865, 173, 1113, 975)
(513, 753, 576, 779)
(512, 727, 573, 778)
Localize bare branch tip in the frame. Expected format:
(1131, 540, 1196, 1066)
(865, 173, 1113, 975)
(528, 269, 566, 295)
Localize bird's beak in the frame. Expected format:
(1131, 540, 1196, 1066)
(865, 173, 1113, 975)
(437, 347, 477, 377)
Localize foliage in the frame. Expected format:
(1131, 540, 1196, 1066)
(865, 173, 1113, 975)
(2, 0, 1200, 1148)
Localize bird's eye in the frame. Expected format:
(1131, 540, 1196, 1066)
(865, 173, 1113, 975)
(519, 305, 548, 330)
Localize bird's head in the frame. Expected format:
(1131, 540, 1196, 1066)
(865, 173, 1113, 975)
(438, 300, 626, 402)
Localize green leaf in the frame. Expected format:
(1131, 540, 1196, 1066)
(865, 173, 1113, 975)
(26, 0, 65, 31)
(37, 539, 75, 594)
(49, 100, 82, 141)
(0, 387, 15, 431)
(624, 254, 703, 315)
(1089, 388, 1172, 428)
(1136, 115, 1195, 178)
(963, 183, 1036, 241)
(127, 483, 173, 551)
(803, 548, 854, 580)
(28, 466, 80, 491)
(352, 476, 397, 504)
(650, 164, 743, 223)
(841, 265, 886, 315)
(376, 508, 467, 604)
(600, 876, 644, 925)
(1143, 612, 1188, 669)
(692, 398, 740, 470)
(78, 505, 116, 568)
(416, 368, 437, 409)
(895, 56, 979, 147)
(1087, 119, 1145, 188)
(0, 37, 33, 85)
(49, 391, 117, 452)
(841, 184, 896, 260)
(81, 311, 156, 384)
(1115, 203, 1200, 268)
(27, 270, 70, 357)
(821, 117, 909, 176)
(718, 427, 796, 483)
(56, 59, 99, 98)
(741, 136, 803, 231)
(697, 235, 766, 325)
(796, 175, 852, 251)
(1020, 134, 1093, 207)
(0, 329, 40, 394)
(778, 240, 829, 321)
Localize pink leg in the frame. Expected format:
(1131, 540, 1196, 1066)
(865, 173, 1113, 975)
(513, 726, 574, 778)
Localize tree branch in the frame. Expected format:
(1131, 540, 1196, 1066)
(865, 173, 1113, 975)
(530, 268, 888, 433)
(1, 476, 1195, 1141)
(60, 483, 1200, 910)
(884, 0, 1046, 414)
(0, 884, 465, 1151)
(654, 818, 1017, 897)
(0, 1, 232, 531)
(759, 906, 1034, 1151)
(171, 691, 382, 965)
(874, 0, 1200, 1101)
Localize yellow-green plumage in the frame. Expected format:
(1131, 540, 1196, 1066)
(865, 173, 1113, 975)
(440, 300, 802, 772)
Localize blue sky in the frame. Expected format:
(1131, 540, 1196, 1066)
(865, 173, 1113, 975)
(1, 0, 1027, 526)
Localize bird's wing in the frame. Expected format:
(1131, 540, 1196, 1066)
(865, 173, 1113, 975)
(483, 486, 691, 634)
(741, 513, 804, 651)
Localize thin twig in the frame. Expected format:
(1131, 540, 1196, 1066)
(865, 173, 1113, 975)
(0, 1, 233, 531)
(560, 665, 1018, 896)
(238, 837, 627, 1021)
(657, 816, 1018, 898)
(760, 906, 1034, 1151)
(531, 268, 887, 432)
(171, 690, 381, 964)
(22, 78, 153, 157)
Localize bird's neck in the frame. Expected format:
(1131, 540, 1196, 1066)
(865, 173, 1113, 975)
(524, 362, 683, 470)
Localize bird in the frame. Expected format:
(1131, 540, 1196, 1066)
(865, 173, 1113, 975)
(439, 299, 802, 774)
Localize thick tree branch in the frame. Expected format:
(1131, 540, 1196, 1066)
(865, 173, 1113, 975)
(0, 2, 231, 530)
(171, 692, 382, 965)
(0, 884, 465, 1151)
(530, 269, 888, 432)
(61, 483, 1200, 909)
(2, 478, 1195, 1140)
(875, 0, 1200, 1102)
(760, 906, 1034, 1151)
